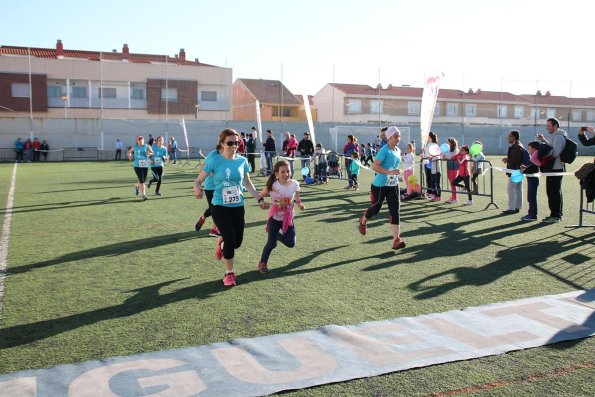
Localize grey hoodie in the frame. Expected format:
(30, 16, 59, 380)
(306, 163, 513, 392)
(548, 129, 568, 170)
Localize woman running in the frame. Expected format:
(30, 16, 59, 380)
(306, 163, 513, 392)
(257, 160, 305, 273)
(357, 126, 406, 250)
(127, 136, 154, 201)
(194, 129, 266, 287)
(195, 144, 222, 237)
(148, 136, 168, 196)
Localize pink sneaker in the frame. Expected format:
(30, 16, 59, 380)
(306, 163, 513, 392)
(223, 272, 236, 287)
(432, 197, 442, 202)
(392, 238, 406, 250)
(258, 261, 269, 274)
(209, 227, 221, 237)
(215, 237, 224, 260)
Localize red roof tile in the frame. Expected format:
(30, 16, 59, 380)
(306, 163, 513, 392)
(237, 79, 301, 105)
(0, 45, 218, 67)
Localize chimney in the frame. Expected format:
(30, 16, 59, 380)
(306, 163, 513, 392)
(174, 54, 179, 59)
(467, 88, 473, 94)
(179, 48, 186, 62)
(476, 88, 482, 94)
(536, 90, 542, 96)
(122, 44, 129, 60)
(194, 58, 199, 63)
(545, 91, 551, 97)
(56, 39, 64, 58)
(387, 84, 393, 89)
(376, 83, 382, 90)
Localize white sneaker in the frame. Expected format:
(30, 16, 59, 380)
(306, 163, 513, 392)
(463, 200, 473, 206)
(445, 198, 458, 204)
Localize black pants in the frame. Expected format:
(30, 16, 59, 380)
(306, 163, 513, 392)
(211, 205, 245, 259)
(149, 167, 163, 192)
(133, 167, 148, 183)
(546, 171, 563, 218)
(453, 175, 472, 201)
(431, 172, 442, 198)
(42, 152, 47, 161)
(351, 173, 359, 187)
(16, 150, 23, 162)
(424, 166, 433, 195)
(247, 154, 256, 172)
(527, 177, 539, 217)
(115, 149, 122, 160)
(203, 189, 215, 219)
(33, 151, 40, 162)
(345, 158, 352, 185)
(365, 184, 400, 225)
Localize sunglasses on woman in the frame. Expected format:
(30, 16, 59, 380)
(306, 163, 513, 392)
(225, 141, 239, 146)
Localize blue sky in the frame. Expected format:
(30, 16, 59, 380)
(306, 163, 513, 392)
(2, 0, 594, 97)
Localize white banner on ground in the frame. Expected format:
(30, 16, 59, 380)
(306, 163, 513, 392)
(420, 71, 444, 149)
(255, 100, 263, 144)
(303, 94, 316, 146)
(180, 115, 190, 151)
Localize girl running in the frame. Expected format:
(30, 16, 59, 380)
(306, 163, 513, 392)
(452, 145, 473, 206)
(257, 160, 305, 273)
(357, 126, 406, 250)
(195, 145, 222, 237)
(127, 136, 154, 201)
(194, 129, 265, 287)
(402, 143, 415, 195)
(443, 137, 459, 203)
(148, 136, 168, 196)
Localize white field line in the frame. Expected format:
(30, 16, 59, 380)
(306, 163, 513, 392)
(0, 163, 17, 321)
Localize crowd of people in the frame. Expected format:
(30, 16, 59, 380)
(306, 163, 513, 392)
(14, 137, 50, 162)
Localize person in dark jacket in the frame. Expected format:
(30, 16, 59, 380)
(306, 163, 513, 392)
(246, 132, 257, 172)
(501, 130, 524, 215)
(15, 137, 24, 162)
(578, 126, 594, 147)
(263, 129, 276, 175)
(297, 132, 314, 178)
(40, 140, 49, 161)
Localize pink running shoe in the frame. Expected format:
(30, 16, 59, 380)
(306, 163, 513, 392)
(215, 237, 224, 260)
(392, 238, 406, 250)
(209, 227, 221, 237)
(432, 197, 442, 202)
(195, 216, 205, 232)
(223, 272, 236, 287)
(258, 261, 269, 274)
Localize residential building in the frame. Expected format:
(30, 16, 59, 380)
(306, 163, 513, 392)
(0, 40, 231, 120)
(231, 78, 313, 122)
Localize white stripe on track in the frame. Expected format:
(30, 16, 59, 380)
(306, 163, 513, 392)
(0, 163, 17, 321)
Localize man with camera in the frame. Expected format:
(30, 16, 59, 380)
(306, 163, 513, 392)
(578, 126, 594, 147)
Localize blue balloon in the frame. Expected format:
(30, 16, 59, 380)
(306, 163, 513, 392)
(305, 177, 314, 184)
(511, 169, 525, 183)
(301, 167, 310, 176)
(440, 143, 450, 154)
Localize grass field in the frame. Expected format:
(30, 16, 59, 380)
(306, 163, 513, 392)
(0, 157, 593, 396)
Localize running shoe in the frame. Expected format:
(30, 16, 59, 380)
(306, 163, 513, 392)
(258, 261, 269, 274)
(209, 227, 221, 237)
(392, 238, 406, 250)
(445, 198, 458, 204)
(543, 216, 561, 223)
(142, 196, 148, 202)
(463, 200, 473, 206)
(135, 186, 139, 196)
(432, 197, 442, 202)
(522, 214, 537, 221)
(215, 237, 224, 260)
(195, 216, 205, 232)
(358, 215, 367, 236)
(147, 180, 152, 189)
(223, 272, 236, 287)
(155, 191, 161, 196)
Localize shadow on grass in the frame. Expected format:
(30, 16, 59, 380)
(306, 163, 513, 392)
(0, 245, 354, 348)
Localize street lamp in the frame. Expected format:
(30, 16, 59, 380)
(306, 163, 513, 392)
(62, 95, 68, 118)
(194, 103, 200, 119)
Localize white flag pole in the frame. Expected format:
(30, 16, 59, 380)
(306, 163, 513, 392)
(303, 94, 316, 146)
(180, 115, 190, 162)
(255, 100, 263, 144)
(419, 70, 444, 150)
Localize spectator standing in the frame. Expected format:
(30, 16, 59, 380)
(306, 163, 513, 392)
(24, 138, 32, 162)
(115, 138, 123, 160)
(501, 130, 525, 215)
(263, 129, 276, 175)
(32, 138, 41, 161)
(246, 132, 258, 172)
(15, 137, 24, 162)
(537, 118, 567, 223)
(40, 140, 49, 161)
(297, 132, 314, 178)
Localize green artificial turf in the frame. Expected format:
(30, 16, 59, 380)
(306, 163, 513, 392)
(0, 157, 593, 396)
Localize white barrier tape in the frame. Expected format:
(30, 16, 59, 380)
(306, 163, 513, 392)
(277, 155, 315, 161)
(489, 166, 574, 178)
(34, 149, 64, 153)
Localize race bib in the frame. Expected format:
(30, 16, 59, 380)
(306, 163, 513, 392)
(222, 185, 241, 204)
(138, 160, 148, 168)
(153, 157, 163, 166)
(386, 174, 398, 187)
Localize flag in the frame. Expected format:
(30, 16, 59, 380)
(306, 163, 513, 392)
(180, 115, 190, 150)
(255, 100, 263, 144)
(303, 94, 316, 146)
(420, 71, 444, 149)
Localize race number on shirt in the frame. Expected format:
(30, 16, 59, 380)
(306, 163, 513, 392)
(153, 157, 162, 166)
(386, 174, 398, 186)
(138, 160, 148, 168)
(223, 186, 241, 204)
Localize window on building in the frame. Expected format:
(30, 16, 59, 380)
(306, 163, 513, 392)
(11, 83, 30, 98)
(99, 87, 117, 98)
(282, 107, 291, 117)
(434, 104, 440, 116)
(572, 110, 582, 121)
(131, 88, 145, 100)
(497, 105, 507, 118)
(530, 108, 541, 119)
(465, 104, 476, 117)
(71, 86, 87, 98)
(447, 103, 458, 116)
(370, 100, 383, 114)
(546, 108, 556, 119)
(47, 85, 63, 97)
(347, 100, 361, 114)
(408, 101, 420, 115)
(161, 88, 177, 102)
(587, 110, 595, 122)
(201, 91, 217, 101)
(514, 106, 524, 118)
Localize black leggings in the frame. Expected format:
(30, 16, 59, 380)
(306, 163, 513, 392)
(149, 167, 163, 192)
(202, 189, 215, 219)
(365, 184, 400, 225)
(211, 205, 245, 260)
(134, 167, 148, 183)
(453, 175, 472, 201)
